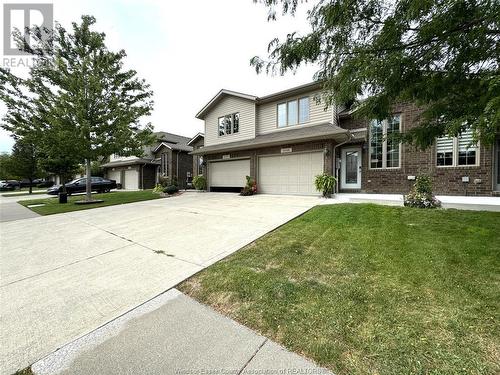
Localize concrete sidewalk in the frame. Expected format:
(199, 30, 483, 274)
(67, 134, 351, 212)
(31, 289, 331, 375)
(321, 193, 500, 211)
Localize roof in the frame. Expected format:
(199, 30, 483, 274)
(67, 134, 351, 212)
(195, 81, 325, 119)
(151, 131, 193, 152)
(191, 123, 349, 155)
(187, 132, 205, 146)
(153, 142, 193, 153)
(196, 90, 258, 119)
(101, 158, 160, 168)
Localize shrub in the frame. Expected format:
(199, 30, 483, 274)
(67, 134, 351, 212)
(240, 175, 257, 196)
(152, 184, 163, 194)
(192, 175, 206, 190)
(159, 176, 178, 188)
(314, 173, 336, 197)
(404, 176, 441, 208)
(163, 185, 179, 195)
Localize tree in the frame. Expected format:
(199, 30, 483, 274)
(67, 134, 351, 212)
(0, 153, 16, 180)
(3, 15, 154, 201)
(251, 0, 500, 148)
(8, 138, 41, 194)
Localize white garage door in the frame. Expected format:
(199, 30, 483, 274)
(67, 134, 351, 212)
(258, 152, 324, 195)
(209, 159, 250, 188)
(107, 170, 121, 184)
(124, 169, 139, 190)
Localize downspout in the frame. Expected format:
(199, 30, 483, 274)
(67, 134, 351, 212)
(141, 163, 147, 190)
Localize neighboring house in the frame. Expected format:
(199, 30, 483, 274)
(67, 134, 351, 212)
(102, 132, 194, 190)
(187, 133, 205, 178)
(193, 82, 499, 196)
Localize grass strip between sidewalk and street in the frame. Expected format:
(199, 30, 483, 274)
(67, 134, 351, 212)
(18, 190, 162, 215)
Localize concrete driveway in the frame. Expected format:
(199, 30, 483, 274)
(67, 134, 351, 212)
(0, 193, 318, 374)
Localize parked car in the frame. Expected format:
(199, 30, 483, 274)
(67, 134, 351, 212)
(0, 180, 20, 191)
(47, 177, 117, 195)
(20, 178, 47, 188)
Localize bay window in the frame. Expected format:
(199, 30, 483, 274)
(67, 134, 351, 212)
(369, 115, 401, 169)
(436, 130, 478, 167)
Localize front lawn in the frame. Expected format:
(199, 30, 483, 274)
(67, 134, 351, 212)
(19, 190, 162, 215)
(179, 204, 500, 375)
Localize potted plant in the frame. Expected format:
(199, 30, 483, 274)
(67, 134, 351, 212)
(240, 176, 257, 196)
(192, 175, 207, 191)
(314, 173, 336, 198)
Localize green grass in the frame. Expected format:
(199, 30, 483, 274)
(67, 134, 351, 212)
(179, 204, 500, 375)
(18, 190, 162, 215)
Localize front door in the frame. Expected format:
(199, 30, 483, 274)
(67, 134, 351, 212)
(341, 147, 362, 189)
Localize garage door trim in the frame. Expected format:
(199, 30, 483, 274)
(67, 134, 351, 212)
(208, 158, 251, 189)
(257, 151, 324, 196)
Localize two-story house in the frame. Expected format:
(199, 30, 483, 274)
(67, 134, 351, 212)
(193, 82, 499, 196)
(102, 132, 194, 190)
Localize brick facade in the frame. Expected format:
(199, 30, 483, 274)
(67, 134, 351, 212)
(154, 146, 193, 189)
(339, 102, 495, 196)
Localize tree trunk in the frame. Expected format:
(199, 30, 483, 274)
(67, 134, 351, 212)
(29, 178, 33, 194)
(61, 175, 66, 193)
(85, 159, 92, 201)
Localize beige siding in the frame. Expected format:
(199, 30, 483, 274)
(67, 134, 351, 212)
(204, 96, 256, 147)
(256, 89, 335, 135)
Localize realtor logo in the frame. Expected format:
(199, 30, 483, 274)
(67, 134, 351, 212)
(3, 3, 53, 55)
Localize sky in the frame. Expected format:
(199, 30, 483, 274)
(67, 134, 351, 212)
(0, 0, 318, 152)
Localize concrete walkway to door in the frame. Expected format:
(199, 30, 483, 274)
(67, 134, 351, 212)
(0, 193, 319, 375)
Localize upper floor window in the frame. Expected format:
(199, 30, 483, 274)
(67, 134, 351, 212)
(218, 113, 239, 136)
(277, 97, 310, 128)
(436, 129, 478, 167)
(369, 115, 401, 169)
(160, 152, 169, 176)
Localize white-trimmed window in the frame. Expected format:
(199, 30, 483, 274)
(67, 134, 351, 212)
(436, 130, 478, 167)
(369, 115, 401, 169)
(277, 96, 310, 127)
(218, 113, 239, 136)
(197, 156, 203, 175)
(161, 153, 169, 176)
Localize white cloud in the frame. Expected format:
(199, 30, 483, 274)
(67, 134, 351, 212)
(0, 0, 317, 152)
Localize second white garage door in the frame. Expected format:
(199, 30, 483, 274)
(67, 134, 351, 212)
(124, 169, 139, 190)
(258, 152, 324, 195)
(209, 159, 250, 189)
(107, 170, 121, 185)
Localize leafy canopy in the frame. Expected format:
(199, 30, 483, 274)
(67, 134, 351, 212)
(1, 15, 155, 167)
(251, 0, 500, 147)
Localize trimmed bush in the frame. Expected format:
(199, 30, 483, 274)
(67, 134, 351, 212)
(163, 185, 179, 195)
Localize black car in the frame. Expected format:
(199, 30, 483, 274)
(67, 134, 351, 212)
(0, 180, 20, 191)
(47, 177, 117, 195)
(20, 178, 52, 188)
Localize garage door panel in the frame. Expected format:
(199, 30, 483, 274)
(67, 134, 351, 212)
(107, 170, 121, 184)
(209, 159, 250, 188)
(124, 169, 139, 190)
(258, 152, 323, 196)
